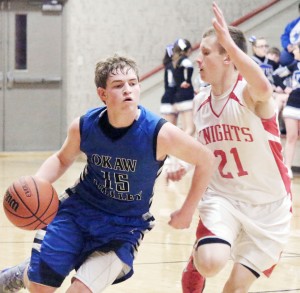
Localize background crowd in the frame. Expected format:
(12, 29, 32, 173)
(160, 3, 300, 179)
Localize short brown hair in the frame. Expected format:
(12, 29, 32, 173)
(94, 54, 139, 88)
(267, 46, 280, 57)
(202, 26, 248, 54)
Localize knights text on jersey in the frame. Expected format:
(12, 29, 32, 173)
(193, 76, 291, 204)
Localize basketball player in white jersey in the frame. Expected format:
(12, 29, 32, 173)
(167, 3, 293, 293)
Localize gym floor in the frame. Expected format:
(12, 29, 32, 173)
(0, 152, 299, 293)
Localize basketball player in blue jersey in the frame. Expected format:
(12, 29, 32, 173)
(167, 3, 292, 293)
(0, 55, 214, 293)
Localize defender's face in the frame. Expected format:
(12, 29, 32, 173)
(196, 35, 226, 84)
(101, 68, 140, 110)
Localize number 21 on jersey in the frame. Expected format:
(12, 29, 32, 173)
(214, 147, 248, 178)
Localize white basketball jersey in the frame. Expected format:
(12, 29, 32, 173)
(193, 75, 291, 204)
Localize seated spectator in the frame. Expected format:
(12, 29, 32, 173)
(249, 36, 277, 85)
(266, 46, 281, 70)
(267, 46, 289, 134)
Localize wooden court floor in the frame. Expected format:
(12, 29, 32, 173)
(0, 152, 299, 293)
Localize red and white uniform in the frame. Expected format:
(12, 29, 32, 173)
(193, 75, 292, 276)
(194, 75, 291, 204)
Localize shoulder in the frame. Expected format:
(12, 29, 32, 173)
(138, 106, 166, 130)
(194, 85, 211, 104)
(79, 107, 105, 136)
(66, 117, 81, 142)
(285, 17, 300, 30)
(139, 105, 160, 120)
(291, 17, 300, 27)
(83, 107, 104, 118)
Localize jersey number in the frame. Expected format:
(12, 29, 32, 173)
(102, 171, 129, 192)
(214, 147, 248, 178)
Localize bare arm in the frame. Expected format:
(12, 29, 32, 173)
(35, 117, 82, 183)
(157, 122, 215, 229)
(212, 2, 273, 115)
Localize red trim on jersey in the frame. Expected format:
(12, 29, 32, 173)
(209, 95, 232, 118)
(269, 140, 292, 196)
(208, 74, 245, 117)
(229, 92, 244, 106)
(261, 115, 280, 137)
(196, 96, 210, 112)
(196, 219, 215, 239)
(262, 115, 292, 196)
(229, 74, 244, 106)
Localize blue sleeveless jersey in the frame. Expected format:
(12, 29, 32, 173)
(71, 105, 165, 217)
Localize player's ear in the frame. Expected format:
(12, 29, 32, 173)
(223, 54, 231, 64)
(97, 87, 106, 104)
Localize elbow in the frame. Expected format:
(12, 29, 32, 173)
(266, 82, 274, 97)
(56, 152, 74, 169)
(259, 79, 273, 101)
(268, 82, 274, 96)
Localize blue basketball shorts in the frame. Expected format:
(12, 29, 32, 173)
(27, 193, 154, 288)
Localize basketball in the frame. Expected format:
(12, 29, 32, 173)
(3, 176, 59, 230)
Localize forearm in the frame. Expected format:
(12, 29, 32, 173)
(35, 152, 71, 183)
(227, 44, 272, 96)
(180, 159, 214, 215)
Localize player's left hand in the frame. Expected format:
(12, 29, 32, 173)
(168, 208, 193, 229)
(165, 157, 188, 182)
(211, 2, 232, 49)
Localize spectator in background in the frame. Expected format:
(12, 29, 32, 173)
(279, 2, 300, 66)
(160, 44, 178, 125)
(274, 43, 300, 179)
(172, 39, 195, 136)
(248, 36, 277, 85)
(160, 39, 195, 136)
(266, 46, 281, 70)
(267, 46, 289, 134)
(249, 37, 289, 134)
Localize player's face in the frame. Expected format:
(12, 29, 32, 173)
(196, 35, 226, 84)
(101, 68, 140, 110)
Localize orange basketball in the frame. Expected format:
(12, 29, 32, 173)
(3, 176, 59, 230)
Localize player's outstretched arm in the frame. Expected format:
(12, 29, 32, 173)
(212, 2, 273, 104)
(157, 122, 215, 229)
(35, 117, 82, 183)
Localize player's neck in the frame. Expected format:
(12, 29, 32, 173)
(211, 71, 238, 98)
(107, 107, 140, 128)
